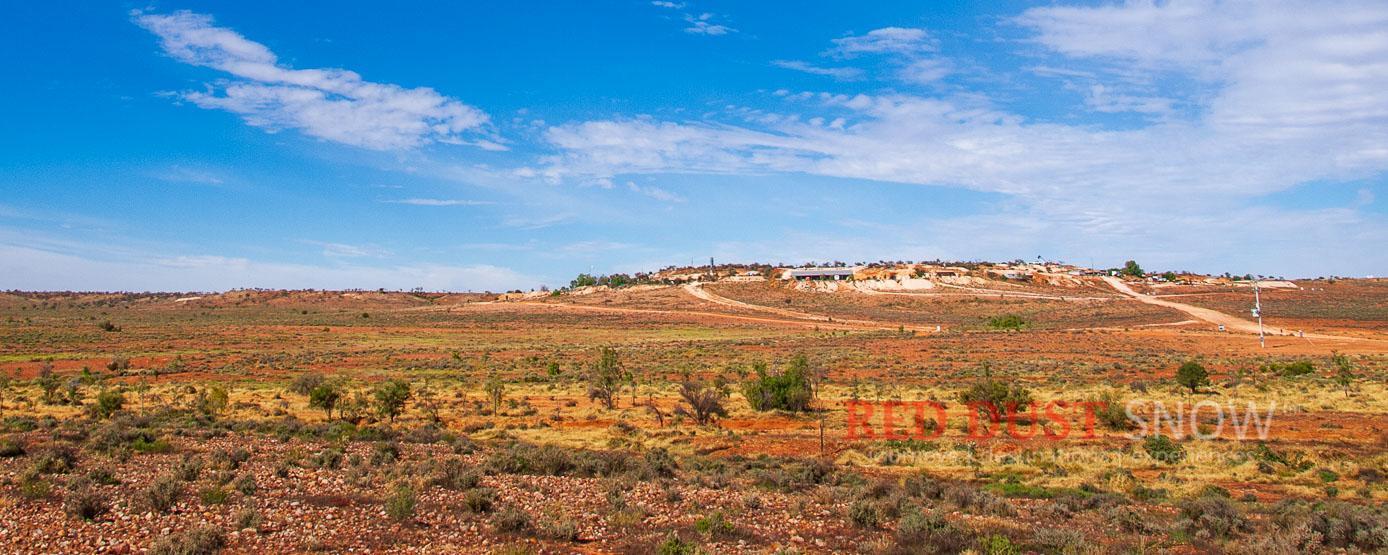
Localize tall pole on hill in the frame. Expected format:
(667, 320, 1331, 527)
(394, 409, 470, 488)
(1253, 279, 1265, 348)
(708, 257, 715, 281)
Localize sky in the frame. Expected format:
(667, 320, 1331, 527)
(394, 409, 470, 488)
(2, 1, 1386, 292)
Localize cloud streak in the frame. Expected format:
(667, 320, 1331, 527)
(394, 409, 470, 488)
(771, 60, 864, 80)
(541, 2, 1388, 275)
(134, 10, 499, 151)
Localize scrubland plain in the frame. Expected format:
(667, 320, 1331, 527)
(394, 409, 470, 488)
(0, 279, 1384, 553)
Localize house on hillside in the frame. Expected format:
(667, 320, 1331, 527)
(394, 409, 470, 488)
(781, 267, 857, 281)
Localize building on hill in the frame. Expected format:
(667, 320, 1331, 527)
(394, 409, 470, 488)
(781, 267, 858, 281)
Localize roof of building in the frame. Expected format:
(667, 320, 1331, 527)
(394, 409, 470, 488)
(783, 267, 857, 277)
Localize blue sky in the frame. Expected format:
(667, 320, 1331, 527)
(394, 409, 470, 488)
(2, 1, 1386, 291)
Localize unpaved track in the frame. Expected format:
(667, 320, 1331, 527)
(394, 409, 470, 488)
(860, 282, 1114, 301)
(683, 284, 940, 332)
(500, 300, 869, 331)
(1100, 277, 1357, 341)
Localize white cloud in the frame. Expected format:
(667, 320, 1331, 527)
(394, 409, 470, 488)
(1356, 187, 1376, 207)
(626, 181, 686, 203)
(896, 58, 951, 85)
(771, 60, 865, 80)
(1083, 84, 1174, 115)
(384, 198, 495, 206)
(651, 1, 685, 8)
(134, 10, 497, 151)
(829, 27, 936, 57)
(153, 165, 227, 185)
(301, 240, 392, 258)
(684, 13, 734, 36)
(0, 242, 537, 292)
(542, 2, 1388, 275)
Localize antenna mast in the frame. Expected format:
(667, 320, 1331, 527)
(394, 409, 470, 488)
(1252, 279, 1265, 348)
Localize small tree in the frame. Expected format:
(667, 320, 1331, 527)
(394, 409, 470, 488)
(289, 373, 326, 396)
(484, 373, 504, 414)
(338, 390, 371, 423)
(958, 364, 1033, 424)
(570, 273, 598, 289)
(742, 359, 813, 412)
(91, 388, 125, 419)
(308, 382, 341, 420)
(36, 364, 61, 404)
(588, 347, 627, 410)
(1176, 360, 1210, 394)
(1121, 260, 1144, 277)
(414, 383, 442, 423)
(374, 379, 411, 422)
(675, 381, 728, 426)
(786, 353, 826, 399)
(196, 386, 229, 418)
(1331, 352, 1356, 397)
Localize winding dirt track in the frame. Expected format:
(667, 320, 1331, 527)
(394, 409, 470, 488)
(682, 284, 940, 332)
(1100, 277, 1358, 341)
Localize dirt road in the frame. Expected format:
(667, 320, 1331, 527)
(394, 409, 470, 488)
(1101, 276, 1281, 334)
(682, 284, 940, 332)
(1099, 276, 1364, 343)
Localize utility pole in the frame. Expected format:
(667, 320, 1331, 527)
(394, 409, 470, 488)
(708, 257, 715, 281)
(1252, 279, 1265, 348)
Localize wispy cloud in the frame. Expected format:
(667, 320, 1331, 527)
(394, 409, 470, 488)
(153, 165, 227, 186)
(626, 181, 686, 203)
(828, 27, 937, 57)
(1082, 84, 1174, 115)
(0, 231, 538, 292)
(771, 60, 864, 80)
(133, 10, 500, 151)
(542, 2, 1388, 275)
(384, 198, 495, 207)
(501, 212, 574, 230)
(684, 13, 735, 35)
(301, 240, 393, 258)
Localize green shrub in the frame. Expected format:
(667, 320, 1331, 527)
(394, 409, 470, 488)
(289, 373, 326, 396)
(149, 524, 225, 555)
(384, 483, 416, 521)
(174, 454, 203, 481)
(1176, 360, 1210, 393)
(91, 388, 125, 419)
(979, 534, 1021, 555)
(464, 488, 496, 513)
(131, 436, 172, 454)
(1143, 435, 1186, 464)
(1265, 360, 1315, 377)
(87, 465, 119, 485)
(742, 359, 813, 412)
(145, 474, 183, 513)
(31, 445, 78, 474)
(233, 473, 257, 496)
(694, 510, 736, 538)
(958, 377, 1032, 422)
(63, 485, 107, 521)
(536, 511, 580, 541)
(1091, 389, 1133, 430)
(656, 533, 703, 555)
(894, 508, 973, 554)
(985, 314, 1026, 331)
(233, 506, 262, 531)
(1178, 495, 1249, 540)
(848, 500, 881, 528)
(433, 458, 481, 490)
(492, 504, 533, 533)
(0, 437, 23, 457)
(17, 468, 50, 499)
(199, 486, 229, 505)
